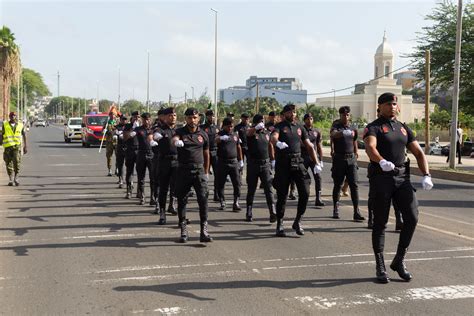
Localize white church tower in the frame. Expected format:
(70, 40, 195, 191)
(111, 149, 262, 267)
(374, 31, 394, 80)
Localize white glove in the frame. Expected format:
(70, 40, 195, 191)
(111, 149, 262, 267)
(129, 131, 137, 137)
(150, 140, 158, 147)
(421, 176, 433, 191)
(119, 134, 124, 139)
(133, 121, 139, 128)
(113, 135, 118, 141)
(174, 140, 184, 147)
(271, 160, 275, 169)
(313, 164, 322, 174)
(320, 161, 324, 168)
(239, 160, 244, 168)
(255, 122, 265, 130)
(379, 159, 395, 172)
(276, 141, 289, 150)
(115, 130, 123, 135)
(153, 132, 163, 141)
(342, 129, 353, 137)
(220, 135, 230, 141)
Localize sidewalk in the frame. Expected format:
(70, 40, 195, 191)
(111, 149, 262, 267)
(321, 146, 474, 183)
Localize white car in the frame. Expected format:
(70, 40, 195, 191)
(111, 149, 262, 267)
(35, 119, 47, 127)
(64, 117, 83, 143)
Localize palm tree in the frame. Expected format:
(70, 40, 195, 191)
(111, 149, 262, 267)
(0, 26, 21, 120)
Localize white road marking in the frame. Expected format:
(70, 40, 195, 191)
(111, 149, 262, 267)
(420, 211, 474, 226)
(293, 285, 474, 310)
(131, 307, 184, 315)
(417, 222, 474, 241)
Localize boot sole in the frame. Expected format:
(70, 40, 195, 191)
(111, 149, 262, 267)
(376, 277, 390, 284)
(390, 265, 412, 282)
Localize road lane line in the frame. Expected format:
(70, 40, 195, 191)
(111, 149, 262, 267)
(420, 211, 474, 226)
(292, 285, 474, 310)
(131, 307, 185, 315)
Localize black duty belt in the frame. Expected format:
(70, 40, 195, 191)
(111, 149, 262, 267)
(178, 163, 204, 169)
(220, 158, 238, 164)
(159, 154, 178, 160)
(248, 158, 270, 164)
(334, 153, 355, 159)
(369, 162, 408, 176)
(285, 153, 301, 158)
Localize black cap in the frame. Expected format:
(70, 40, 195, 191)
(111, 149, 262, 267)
(268, 111, 276, 117)
(162, 107, 175, 115)
(339, 106, 351, 114)
(205, 110, 214, 116)
(378, 92, 397, 105)
(131, 111, 139, 116)
(157, 108, 164, 115)
(222, 117, 233, 127)
(141, 112, 151, 119)
(184, 108, 199, 116)
(303, 113, 313, 120)
(282, 103, 296, 113)
(252, 114, 264, 124)
(241, 113, 250, 118)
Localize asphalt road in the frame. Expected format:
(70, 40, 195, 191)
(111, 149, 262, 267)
(0, 126, 473, 315)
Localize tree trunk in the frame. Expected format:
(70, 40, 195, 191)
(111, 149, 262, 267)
(1, 78, 11, 121)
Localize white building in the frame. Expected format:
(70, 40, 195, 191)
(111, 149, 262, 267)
(316, 33, 434, 123)
(219, 76, 307, 105)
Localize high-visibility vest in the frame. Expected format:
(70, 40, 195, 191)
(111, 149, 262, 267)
(2, 121, 23, 148)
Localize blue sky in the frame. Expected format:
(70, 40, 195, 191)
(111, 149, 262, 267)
(1, 0, 438, 103)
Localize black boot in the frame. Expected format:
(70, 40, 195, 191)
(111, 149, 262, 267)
(219, 199, 226, 211)
(315, 191, 325, 207)
(200, 221, 213, 242)
(292, 215, 304, 235)
(375, 252, 390, 283)
(167, 197, 178, 215)
(179, 221, 188, 243)
(353, 208, 365, 222)
(246, 205, 253, 222)
(233, 197, 241, 212)
(125, 184, 132, 199)
(390, 246, 412, 281)
(269, 204, 277, 223)
(395, 221, 404, 231)
(276, 219, 286, 237)
(332, 202, 340, 219)
(213, 192, 219, 202)
(157, 208, 166, 225)
(149, 196, 157, 206)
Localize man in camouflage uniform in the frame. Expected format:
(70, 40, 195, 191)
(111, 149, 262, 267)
(1, 112, 27, 186)
(105, 111, 117, 176)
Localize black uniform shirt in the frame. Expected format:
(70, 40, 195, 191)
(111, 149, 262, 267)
(234, 122, 249, 150)
(272, 120, 308, 156)
(331, 121, 357, 154)
(247, 130, 270, 160)
(200, 122, 219, 152)
(115, 123, 126, 147)
(135, 126, 152, 153)
(364, 116, 415, 166)
(301, 126, 321, 157)
(124, 122, 139, 152)
(154, 124, 177, 157)
(217, 130, 239, 160)
(175, 126, 209, 164)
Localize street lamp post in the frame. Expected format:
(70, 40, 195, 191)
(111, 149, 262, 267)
(211, 8, 218, 119)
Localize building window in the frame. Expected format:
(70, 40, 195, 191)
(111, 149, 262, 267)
(375, 66, 379, 78)
(385, 64, 390, 77)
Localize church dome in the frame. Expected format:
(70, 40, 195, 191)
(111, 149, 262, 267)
(375, 33, 393, 56)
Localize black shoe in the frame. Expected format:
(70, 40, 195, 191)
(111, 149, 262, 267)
(125, 185, 132, 199)
(219, 200, 226, 211)
(353, 209, 365, 222)
(157, 208, 166, 225)
(246, 205, 253, 222)
(292, 219, 304, 236)
(390, 246, 412, 281)
(167, 197, 178, 215)
(288, 193, 296, 200)
(375, 252, 390, 284)
(233, 197, 241, 212)
(275, 219, 286, 237)
(14, 180, 20, 186)
(7, 181, 13, 186)
(149, 198, 156, 206)
(179, 221, 188, 243)
(315, 191, 325, 207)
(200, 221, 213, 242)
(139, 198, 145, 206)
(332, 204, 340, 219)
(395, 221, 404, 231)
(269, 204, 277, 223)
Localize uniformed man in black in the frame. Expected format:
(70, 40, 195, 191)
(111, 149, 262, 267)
(134, 113, 154, 205)
(265, 111, 277, 133)
(150, 107, 178, 223)
(364, 92, 433, 283)
(234, 113, 250, 159)
(123, 111, 140, 199)
(215, 118, 244, 211)
(302, 113, 325, 207)
(200, 110, 220, 202)
(246, 114, 276, 222)
(330, 106, 365, 221)
(149, 109, 164, 206)
(114, 115, 128, 189)
(172, 108, 212, 243)
(271, 104, 322, 237)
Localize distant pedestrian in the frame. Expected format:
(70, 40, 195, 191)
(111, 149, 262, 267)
(1, 112, 27, 186)
(114, 115, 128, 188)
(446, 123, 463, 164)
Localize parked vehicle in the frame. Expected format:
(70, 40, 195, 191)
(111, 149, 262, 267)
(441, 141, 473, 157)
(35, 119, 47, 127)
(81, 114, 108, 147)
(64, 117, 83, 143)
(419, 142, 443, 155)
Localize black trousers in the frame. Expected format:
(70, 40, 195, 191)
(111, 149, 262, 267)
(368, 177, 403, 224)
(115, 147, 126, 178)
(210, 151, 218, 194)
(216, 160, 241, 201)
(151, 155, 160, 201)
(273, 157, 310, 220)
(175, 166, 209, 223)
(136, 152, 154, 199)
(331, 156, 359, 209)
(158, 158, 177, 209)
(246, 160, 274, 208)
(446, 142, 462, 163)
(370, 173, 418, 253)
(303, 156, 322, 193)
(125, 150, 137, 185)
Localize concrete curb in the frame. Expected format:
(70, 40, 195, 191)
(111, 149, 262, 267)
(322, 156, 474, 184)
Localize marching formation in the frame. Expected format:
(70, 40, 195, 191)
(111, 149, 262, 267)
(101, 92, 434, 283)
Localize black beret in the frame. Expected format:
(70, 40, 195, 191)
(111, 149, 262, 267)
(241, 113, 250, 118)
(222, 117, 233, 126)
(339, 106, 351, 114)
(205, 110, 214, 116)
(141, 112, 151, 119)
(184, 108, 199, 116)
(268, 111, 276, 116)
(157, 108, 164, 115)
(378, 92, 397, 105)
(252, 114, 264, 124)
(282, 103, 296, 113)
(303, 113, 313, 120)
(162, 107, 175, 115)
(131, 111, 139, 116)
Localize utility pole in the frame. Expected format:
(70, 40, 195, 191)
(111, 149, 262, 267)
(57, 71, 60, 97)
(255, 81, 260, 114)
(146, 51, 150, 113)
(211, 8, 218, 120)
(449, 0, 463, 169)
(424, 49, 431, 155)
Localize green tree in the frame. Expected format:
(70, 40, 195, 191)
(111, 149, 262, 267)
(0, 26, 21, 120)
(120, 99, 145, 116)
(430, 105, 451, 129)
(10, 68, 50, 111)
(409, 1, 474, 114)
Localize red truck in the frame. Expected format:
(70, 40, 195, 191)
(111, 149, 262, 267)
(81, 113, 109, 147)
